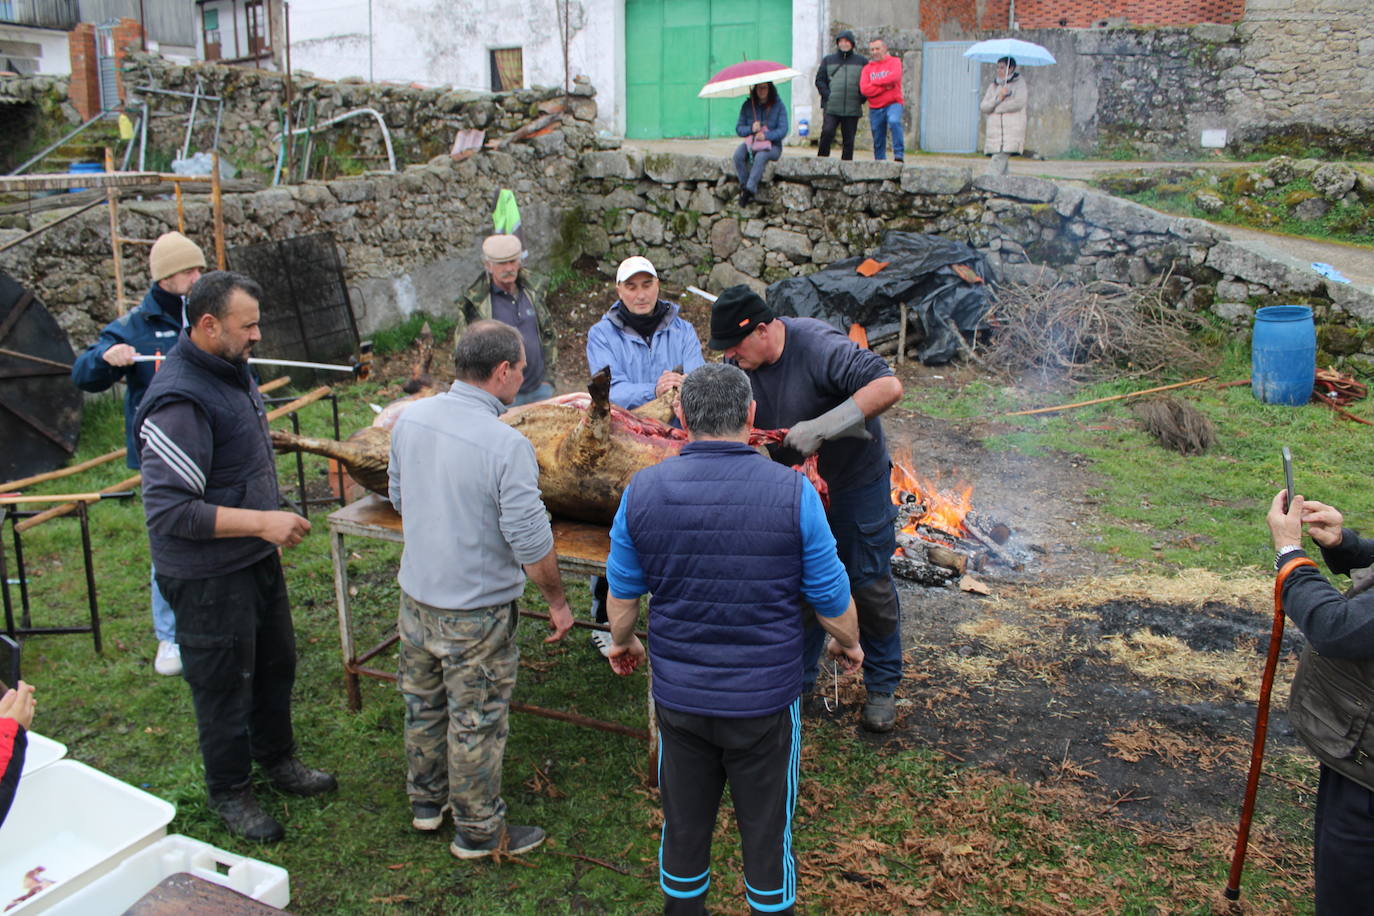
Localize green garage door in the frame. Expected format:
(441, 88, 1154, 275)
(626, 0, 793, 139)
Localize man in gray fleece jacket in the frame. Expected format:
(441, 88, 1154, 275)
(388, 319, 574, 861)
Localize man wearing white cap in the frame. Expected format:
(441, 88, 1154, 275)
(586, 256, 704, 412)
(458, 234, 556, 405)
(72, 230, 207, 677)
(583, 255, 705, 652)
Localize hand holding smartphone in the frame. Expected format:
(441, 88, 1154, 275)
(1282, 447, 1295, 512)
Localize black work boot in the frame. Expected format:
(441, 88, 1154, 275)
(861, 692, 897, 733)
(210, 787, 285, 843)
(263, 756, 338, 797)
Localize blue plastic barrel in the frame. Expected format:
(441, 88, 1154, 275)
(68, 161, 103, 193)
(1251, 305, 1316, 406)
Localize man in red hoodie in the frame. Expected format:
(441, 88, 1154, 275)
(860, 38, 904, 162)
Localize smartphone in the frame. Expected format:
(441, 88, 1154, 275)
(1282, 447, 1295, 512)
(0, 634, 18, 691)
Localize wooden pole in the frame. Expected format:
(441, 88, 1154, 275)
(15, 473, 141, 533)
(1001, 376, 1217, 418)
(211, 152, 226, 269)
(105, 147, 126, 315)
(896, 303, 907, 367)
(174, 181, 185, 233)
(0, 379, 291, 494)
(266, 385, 331, 421)
(0, 492, 112, 505)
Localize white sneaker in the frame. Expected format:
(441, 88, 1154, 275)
(589, 630, 613, 658)
(154, 640, 182, 676)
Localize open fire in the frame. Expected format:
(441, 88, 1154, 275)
(888, 453, 1019, 585)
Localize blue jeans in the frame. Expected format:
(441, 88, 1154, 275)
(869, 103, 904, 161)
(511, 381, 554, 406)
(151, 564, 176, 642)
(732, 142, 782, 194)
(801, 473, 903, 695)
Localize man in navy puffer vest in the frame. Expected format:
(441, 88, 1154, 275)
(604, 363, 862, 916)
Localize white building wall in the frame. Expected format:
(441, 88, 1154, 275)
(280, 0, 824, 136)
(0, 25, 72, 76)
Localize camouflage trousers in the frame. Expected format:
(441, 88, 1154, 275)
(398, 591, 520, 843)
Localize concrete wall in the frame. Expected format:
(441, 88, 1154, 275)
(285, 0, 825, 137)
(0, 24, 71, 76)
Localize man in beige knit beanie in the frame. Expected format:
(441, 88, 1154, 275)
(71, 230, 207, 677)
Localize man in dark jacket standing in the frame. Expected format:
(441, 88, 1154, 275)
(1268, 488, 1374, 913)
(136, 271, 336, 843)
(814, 29, 867, 160)
(709, 286, 906, 734)
(71, 231, 206, 677)
(605, 363, 863, 916)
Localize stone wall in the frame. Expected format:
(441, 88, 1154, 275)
(1229, 0, 1374, 155)
(6, 133, 1372, 368)
(118, 52, 601, 179)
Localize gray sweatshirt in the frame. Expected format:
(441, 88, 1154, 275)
(388, 380, 554, 610)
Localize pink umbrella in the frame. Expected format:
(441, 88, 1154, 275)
(698, 60, 802, 99)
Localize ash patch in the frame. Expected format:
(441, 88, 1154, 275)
(1083, 598, 1305, 655)
(869, 588, 1309, 827)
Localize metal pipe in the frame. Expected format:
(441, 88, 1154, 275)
(130, 354, 361, 373)
(131, 84, 224, 102)
(181, 76, 202, 161)
(9, 112, 107, 175)
(286, 108, 397, 172)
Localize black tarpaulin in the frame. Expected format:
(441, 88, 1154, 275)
(765, 231, 993, 365)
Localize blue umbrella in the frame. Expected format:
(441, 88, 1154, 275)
(962, 38, 1056, 66)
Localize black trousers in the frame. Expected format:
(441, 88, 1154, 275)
(817, 113, 859, 160)
(158, 552, 297, 795)
(657, 702, 799, 916)
(1315, 764, 1374, 915)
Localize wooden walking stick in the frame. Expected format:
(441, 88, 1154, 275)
(1225, 555, 1317, 900)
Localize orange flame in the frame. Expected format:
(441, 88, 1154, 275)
(890, 453, 973, 546)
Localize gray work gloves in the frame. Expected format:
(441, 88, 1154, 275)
(783, 397, 871, 457)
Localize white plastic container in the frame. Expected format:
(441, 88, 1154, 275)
(0, 760, 175, 913)
(41, 834, 290, 913)
(18, 732, 66, 777)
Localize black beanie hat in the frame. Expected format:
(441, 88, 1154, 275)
(708, 285, 775, 350)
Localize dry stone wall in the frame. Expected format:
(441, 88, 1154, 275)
(2, 65, 1371, 368)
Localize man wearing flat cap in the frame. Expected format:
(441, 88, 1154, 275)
(72, 230, 207, 678)
(458, 234, 557, 405)
(708, 285, 906, 732)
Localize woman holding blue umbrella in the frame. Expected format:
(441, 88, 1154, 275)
(979, 56, 1028, 155)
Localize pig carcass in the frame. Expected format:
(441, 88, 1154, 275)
(271, 369, 822, 526)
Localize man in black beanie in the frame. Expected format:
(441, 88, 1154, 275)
(708, 285, 906, 732)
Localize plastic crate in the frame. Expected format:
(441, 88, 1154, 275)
(41, 834, 290, 913)
(0, 760, 174, 913)
(18, 731, 66, 777)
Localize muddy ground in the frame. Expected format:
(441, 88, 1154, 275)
(384, 273, 1312, 835)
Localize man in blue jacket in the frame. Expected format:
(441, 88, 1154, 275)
(583, 255, 704, 654)
(605, 363, 862, 916)
(70, 231, 206, 677)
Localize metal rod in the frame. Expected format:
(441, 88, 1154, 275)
(687, 286, 718, 302)
(77, 501, 102, 653)
(139, 100, 148, 172)
(181, 76, 202, 161)
(132, 84, 224, 102)
(9, 112, 107, 176)
(131, 354, 358, 373)
(174, 181, 184, 232)
(0, 510, 15, 637)
(285, 108, 397, 172)
(0, 347, 72, 371)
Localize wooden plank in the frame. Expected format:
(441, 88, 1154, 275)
(0, 171, 162, 192)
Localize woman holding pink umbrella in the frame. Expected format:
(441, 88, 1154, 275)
(732, 82, 789, 206)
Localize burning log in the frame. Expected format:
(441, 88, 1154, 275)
(891, 536, 960, 586)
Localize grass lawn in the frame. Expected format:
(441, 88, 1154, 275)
(7, 336, 1349, 913)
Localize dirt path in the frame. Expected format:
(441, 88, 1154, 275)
(624, 138, 1374, 293)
